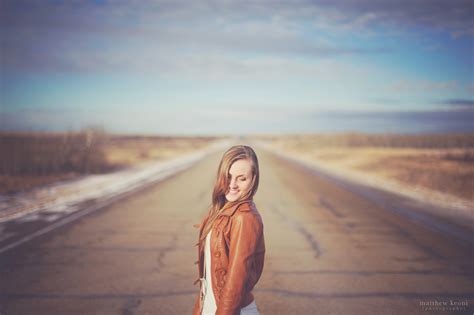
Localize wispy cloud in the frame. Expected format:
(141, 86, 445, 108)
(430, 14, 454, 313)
(435, 98, 474, 110)
(467, 82, 474, 93)
(3, 103, 474, 135)
(388, 80, 458, 93)
(3, 0, 471, 75)
(311, 0, 474, 37)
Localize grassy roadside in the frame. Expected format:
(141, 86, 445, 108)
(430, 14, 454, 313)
(0, 130, 219, 194)
(253, 133, 474, 201)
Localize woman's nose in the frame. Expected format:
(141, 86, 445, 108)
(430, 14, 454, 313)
(230, 179, 238, 188)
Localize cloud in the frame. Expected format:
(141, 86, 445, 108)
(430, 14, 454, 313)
(311, 0, 474, 38)
(0, 105, 315, 135)
(467, 82, 474, 93)
(436, 98, 474, 110)
(7, 0, 470, 75)
(310, 107, 474, 133)
(4, 103, 474, 135)
(366, 98, 401, 106)
(388, 80, 458, 92)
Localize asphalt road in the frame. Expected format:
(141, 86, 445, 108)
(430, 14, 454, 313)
(1, 146, 473, 315)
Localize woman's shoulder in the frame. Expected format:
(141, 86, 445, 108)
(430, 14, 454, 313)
(235, 201, 260, 215)
(233, 201, 263, 223)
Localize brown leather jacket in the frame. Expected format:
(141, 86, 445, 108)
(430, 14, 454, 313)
(192, 201, 265, 315)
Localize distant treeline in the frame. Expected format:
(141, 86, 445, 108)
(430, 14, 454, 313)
(257, 133, 474, 148)
(0, 129, 111, 176)
(0, 130, 217, 176)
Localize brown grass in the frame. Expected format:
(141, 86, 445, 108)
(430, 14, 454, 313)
(102, 135, 217, 168)
(0, 130, 219, 194)
(254, 133, 474, 201)
(0, 129, 111, 176)
(254, 132, 474, 149)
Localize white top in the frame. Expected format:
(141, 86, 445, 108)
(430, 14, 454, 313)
(202, 230, 217, 314)
(201, 229, 260, 315)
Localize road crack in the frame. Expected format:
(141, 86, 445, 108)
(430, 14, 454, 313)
(272, 204, 322, 258)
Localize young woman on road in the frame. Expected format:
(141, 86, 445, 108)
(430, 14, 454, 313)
(192, 145, 265, 315)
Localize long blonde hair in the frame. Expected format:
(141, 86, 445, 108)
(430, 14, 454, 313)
(196, 145, 260, 248)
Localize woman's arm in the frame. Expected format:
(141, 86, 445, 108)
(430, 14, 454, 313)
(216, 212, 263, 315)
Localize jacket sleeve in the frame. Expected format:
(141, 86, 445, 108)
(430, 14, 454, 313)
(216, 212, 263, 315)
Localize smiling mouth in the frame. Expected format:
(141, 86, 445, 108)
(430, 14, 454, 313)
(229, 190, 239, 194)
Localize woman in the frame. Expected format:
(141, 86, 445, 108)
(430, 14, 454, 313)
(192, 145, 265, 315)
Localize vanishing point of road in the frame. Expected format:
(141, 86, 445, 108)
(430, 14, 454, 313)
(1, 145, 473, 314)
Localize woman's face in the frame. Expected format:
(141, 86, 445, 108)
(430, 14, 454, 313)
(225, 159, 253, 202)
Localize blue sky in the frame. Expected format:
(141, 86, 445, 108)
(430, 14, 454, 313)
(1, 0, 473, 135)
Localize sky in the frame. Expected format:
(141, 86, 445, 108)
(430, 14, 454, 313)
(1, 0, 473, 135)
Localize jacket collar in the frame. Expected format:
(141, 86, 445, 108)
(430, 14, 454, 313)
(219, 200, 254, 217)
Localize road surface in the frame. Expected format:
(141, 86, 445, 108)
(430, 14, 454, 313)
(1, 146, 473, 314)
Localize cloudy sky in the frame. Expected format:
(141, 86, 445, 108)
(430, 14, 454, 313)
(1, 0, 473, 135)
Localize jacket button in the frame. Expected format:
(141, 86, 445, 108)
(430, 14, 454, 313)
(214, 251, 221, 257)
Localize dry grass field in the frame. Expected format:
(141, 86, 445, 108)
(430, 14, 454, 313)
(0, 130, 219, 194)
(101, 134, 218, 168)
(3, 131, 473, 204)
(253, 133, 474, 202)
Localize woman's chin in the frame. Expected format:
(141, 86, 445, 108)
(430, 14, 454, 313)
(225, 193, 240, 202)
